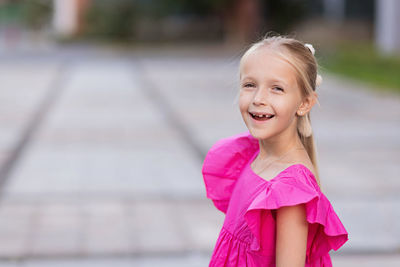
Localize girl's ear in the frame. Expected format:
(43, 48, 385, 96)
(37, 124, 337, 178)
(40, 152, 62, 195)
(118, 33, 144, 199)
(297, 92, 317, 115)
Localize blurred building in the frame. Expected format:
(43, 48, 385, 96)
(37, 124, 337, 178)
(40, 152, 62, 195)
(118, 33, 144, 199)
(375, 0, 400, 54)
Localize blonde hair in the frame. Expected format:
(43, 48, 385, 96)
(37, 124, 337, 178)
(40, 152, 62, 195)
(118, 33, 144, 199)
(240, 34, 323, 188)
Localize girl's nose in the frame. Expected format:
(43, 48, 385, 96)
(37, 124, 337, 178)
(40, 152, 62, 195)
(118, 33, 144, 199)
(253, 87, 268, 105)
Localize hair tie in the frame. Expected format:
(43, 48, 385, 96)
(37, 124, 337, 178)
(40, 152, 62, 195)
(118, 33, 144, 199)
(316, 74, 323, 87)
(304, 43, 322, 87)
(304, 43, 315, 55)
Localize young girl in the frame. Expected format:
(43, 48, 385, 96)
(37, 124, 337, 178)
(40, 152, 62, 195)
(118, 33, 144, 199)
(202, 35, 348, 266)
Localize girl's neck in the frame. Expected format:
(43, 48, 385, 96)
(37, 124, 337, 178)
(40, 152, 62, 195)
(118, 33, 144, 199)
(257, 133, 304, 160)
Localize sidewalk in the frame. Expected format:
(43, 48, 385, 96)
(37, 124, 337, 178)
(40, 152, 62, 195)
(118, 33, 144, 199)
(0, 44, 399, 266)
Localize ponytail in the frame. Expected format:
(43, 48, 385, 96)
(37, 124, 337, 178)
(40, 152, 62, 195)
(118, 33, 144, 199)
(297, 113, 322, 190)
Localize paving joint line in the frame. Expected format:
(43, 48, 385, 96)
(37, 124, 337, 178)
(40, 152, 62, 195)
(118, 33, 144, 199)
(132, 59, 206, 162)
(0, 62, 70, 200)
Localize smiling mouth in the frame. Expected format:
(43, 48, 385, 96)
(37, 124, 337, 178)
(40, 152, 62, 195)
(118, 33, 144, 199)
(249, 112, 275, 121)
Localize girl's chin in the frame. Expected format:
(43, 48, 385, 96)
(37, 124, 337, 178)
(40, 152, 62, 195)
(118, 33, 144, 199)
(248, 129, 273, 140)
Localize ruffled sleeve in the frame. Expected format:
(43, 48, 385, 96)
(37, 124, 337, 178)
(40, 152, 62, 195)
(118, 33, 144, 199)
(244, 165, 349, 261)
(201, 131, 258, 213)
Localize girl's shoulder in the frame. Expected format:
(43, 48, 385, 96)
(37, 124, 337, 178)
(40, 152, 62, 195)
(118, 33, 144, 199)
(269, 162, 321, 195)
(279, 146, 317, 179)
(279, 161, 318, 188)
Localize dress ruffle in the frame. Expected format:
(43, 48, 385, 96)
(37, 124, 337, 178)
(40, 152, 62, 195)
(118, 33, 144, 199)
(202, 131, 258, 213)
(244, 166, 349, 262)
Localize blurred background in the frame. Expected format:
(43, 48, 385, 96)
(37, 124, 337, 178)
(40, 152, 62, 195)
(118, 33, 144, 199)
(0, 0, 399, 266)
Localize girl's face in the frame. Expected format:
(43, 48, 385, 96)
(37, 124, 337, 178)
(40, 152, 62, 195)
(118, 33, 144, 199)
(239, 47, 304, 141)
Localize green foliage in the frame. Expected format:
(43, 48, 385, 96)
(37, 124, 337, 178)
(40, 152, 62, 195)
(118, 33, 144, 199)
(0, 0, 51, 28)
(84, 0, 137, 40)
(320, 42, 400, 93)
(0, 1, 22, 24)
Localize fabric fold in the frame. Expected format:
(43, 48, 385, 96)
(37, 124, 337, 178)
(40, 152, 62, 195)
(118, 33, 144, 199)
(244, 167, 348, 261)
(202, 131, 258, 213)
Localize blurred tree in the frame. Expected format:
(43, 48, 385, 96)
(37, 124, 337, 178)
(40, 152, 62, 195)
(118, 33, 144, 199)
(21, 0, 52, 30)
(222, 0, 262, 44)
(81, 0, 263, 44)
(263, 0, 308, 34)
(82, 0, 231, 42)
(149, 0, 228, 16)
(84, 0, 137, 40)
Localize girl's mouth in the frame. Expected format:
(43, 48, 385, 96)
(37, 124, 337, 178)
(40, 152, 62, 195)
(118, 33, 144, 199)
(249, 112, 275, 122)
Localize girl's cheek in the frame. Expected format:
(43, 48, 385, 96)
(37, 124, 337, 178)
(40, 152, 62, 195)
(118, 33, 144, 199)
(238, 95, 251, 111)
(239, 90, 253, 102)
(238, 101, 246, 113)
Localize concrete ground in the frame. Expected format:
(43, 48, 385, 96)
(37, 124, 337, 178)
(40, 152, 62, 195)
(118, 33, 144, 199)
(0, 43, 399, 266)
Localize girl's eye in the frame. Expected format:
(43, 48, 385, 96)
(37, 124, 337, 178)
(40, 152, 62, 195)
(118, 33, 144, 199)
(273, 86, 284, 92)
(243, 83, 255, 88)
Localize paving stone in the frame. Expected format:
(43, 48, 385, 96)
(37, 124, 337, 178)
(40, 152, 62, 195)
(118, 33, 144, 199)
(82, 202, 132, 255)
(125, 200, 186, 253)
(27, 204, 82, 256)
(173, 200, 224, 251)
(0, 204, 34, 258)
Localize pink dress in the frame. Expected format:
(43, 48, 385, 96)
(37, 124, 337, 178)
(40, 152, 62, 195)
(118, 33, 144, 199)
(202, 131, 349, 267)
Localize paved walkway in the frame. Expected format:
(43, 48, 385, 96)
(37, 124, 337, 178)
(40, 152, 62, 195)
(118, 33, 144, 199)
(0, 44, 399, 266)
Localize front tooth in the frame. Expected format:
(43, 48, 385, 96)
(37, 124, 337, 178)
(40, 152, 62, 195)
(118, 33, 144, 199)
(257, 115, 263, 118)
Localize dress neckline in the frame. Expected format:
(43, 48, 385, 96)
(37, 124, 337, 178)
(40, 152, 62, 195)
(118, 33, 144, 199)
(247, 148, 317, 184)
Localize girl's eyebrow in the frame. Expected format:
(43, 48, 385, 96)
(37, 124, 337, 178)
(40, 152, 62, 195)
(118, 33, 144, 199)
(240, 75, 256, 81)
(241, 77, 289, 87)
(240, 75, 249, 80)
